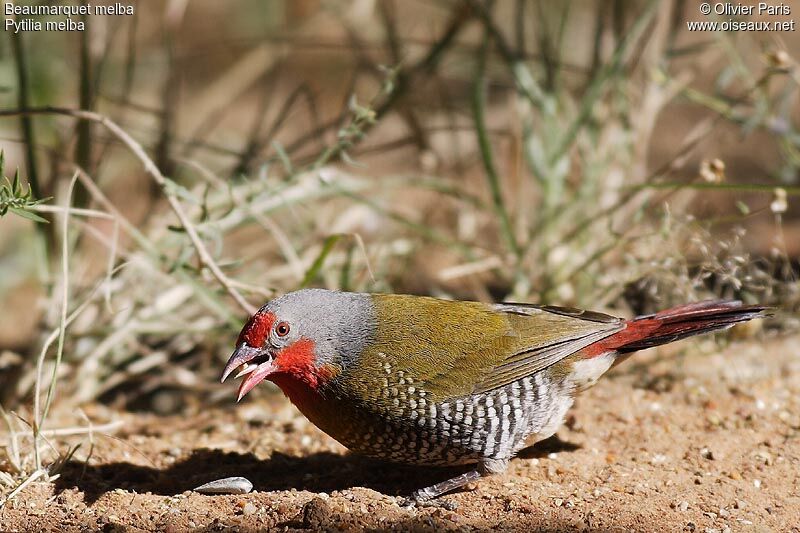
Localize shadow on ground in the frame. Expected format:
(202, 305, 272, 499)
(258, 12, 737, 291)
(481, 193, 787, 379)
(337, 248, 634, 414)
(54, 436, 580, 504)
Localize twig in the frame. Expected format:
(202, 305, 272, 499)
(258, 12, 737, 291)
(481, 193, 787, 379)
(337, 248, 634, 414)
(72, 166, 158, 255)
(72, 166, 239, 326)
(0, 406, 21, 473)
(0, 107, 256, 315)
(154, 3, 185, 187)
(75, 15, 93, 206)
(438, 255, 504, 282)
(466, 0, 546, 108)
(264, 2, 471, 168)
(77, 410, 94, 483)
(31, 204, 115, 219)
(179, 157, 304, 281)
(230, 71, 281, 175)
(343, 5, 428, 151)
(549, 0, 659, 164)
(0, 420, 124, 446)
(0, 469, 45, 510)
(8, 29, 40, 201)
(181, 43, 289, 160)
(472, 31, 521, 260)
(234, 83, 322, 177)
(8, 19, 49, 252)
(33, 171, 77, 471)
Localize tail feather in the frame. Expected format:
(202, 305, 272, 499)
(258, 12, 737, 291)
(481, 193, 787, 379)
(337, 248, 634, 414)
(584, 300, 769, 357)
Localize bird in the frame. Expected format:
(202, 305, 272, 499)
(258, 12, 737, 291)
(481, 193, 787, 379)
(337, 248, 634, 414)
(220, 289, 767, 501)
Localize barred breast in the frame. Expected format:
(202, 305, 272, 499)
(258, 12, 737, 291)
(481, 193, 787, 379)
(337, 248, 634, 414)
(313, 370, 572, 466)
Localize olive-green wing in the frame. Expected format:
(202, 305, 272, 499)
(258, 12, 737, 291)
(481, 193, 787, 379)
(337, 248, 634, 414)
(470, 303, 623, 394)
(352, 295, 623, 404)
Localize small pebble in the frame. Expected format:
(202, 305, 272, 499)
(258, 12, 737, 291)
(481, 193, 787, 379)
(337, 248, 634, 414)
(242, 502, 257, 516)
(193, 476, 253, 495)
(755, 451, 772, 465)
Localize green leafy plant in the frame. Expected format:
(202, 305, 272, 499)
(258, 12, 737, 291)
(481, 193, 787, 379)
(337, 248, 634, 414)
(0, 151, 49, 223)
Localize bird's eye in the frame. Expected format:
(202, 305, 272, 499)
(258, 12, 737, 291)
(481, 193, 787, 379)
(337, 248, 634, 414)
(275, 321, 290, 337)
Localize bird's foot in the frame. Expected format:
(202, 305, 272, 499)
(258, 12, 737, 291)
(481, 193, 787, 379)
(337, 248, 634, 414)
(398, 469, 482, 509)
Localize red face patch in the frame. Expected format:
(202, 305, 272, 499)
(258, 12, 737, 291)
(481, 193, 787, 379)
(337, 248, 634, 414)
(273, 338, 318, 385)
(237, 311, 275, 348)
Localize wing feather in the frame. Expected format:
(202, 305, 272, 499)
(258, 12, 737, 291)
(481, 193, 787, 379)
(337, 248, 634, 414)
(350, 295, 624, 404)
(471, 326, 621, 394)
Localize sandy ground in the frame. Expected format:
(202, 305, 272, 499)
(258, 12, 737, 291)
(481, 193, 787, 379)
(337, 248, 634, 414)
(1, 334, 799, 532)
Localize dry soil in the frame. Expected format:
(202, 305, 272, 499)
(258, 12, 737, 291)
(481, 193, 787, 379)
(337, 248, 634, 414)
(1, 335, 799, 532)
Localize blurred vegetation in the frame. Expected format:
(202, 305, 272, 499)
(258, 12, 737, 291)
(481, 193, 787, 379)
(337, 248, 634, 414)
(0, 0, 799, 492)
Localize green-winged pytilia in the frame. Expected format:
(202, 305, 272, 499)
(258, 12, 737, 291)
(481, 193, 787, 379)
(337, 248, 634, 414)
(221, 289, 766, 501)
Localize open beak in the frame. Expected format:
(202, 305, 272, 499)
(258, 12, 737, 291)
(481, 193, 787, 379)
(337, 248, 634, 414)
(221, 344, 276, 401)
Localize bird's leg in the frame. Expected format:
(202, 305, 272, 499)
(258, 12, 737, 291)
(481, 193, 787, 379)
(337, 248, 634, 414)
(409, 457, 508, 505)
(411, 469, 482, 502)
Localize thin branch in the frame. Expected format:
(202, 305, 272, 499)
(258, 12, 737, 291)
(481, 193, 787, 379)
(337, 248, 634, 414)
(8, 30, 40, 201)
(472, 32, 521, 260)
(0, 106, 256, 315)
(34, 171, 77, 471)
(31, 204, 116, 219)
(74, 13, 93, 206)
(275, 1, 472, 170)
(0, 469, 45, 509)
(0, 420, 124, 446)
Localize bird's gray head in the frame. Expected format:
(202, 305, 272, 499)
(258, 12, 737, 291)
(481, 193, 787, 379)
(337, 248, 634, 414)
(221, 289, 374, 400)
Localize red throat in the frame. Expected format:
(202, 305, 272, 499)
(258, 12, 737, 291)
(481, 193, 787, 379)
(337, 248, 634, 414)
(272, 338, 320, 387)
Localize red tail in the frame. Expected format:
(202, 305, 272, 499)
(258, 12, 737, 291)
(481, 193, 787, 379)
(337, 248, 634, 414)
(584, 300, 768, 357)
